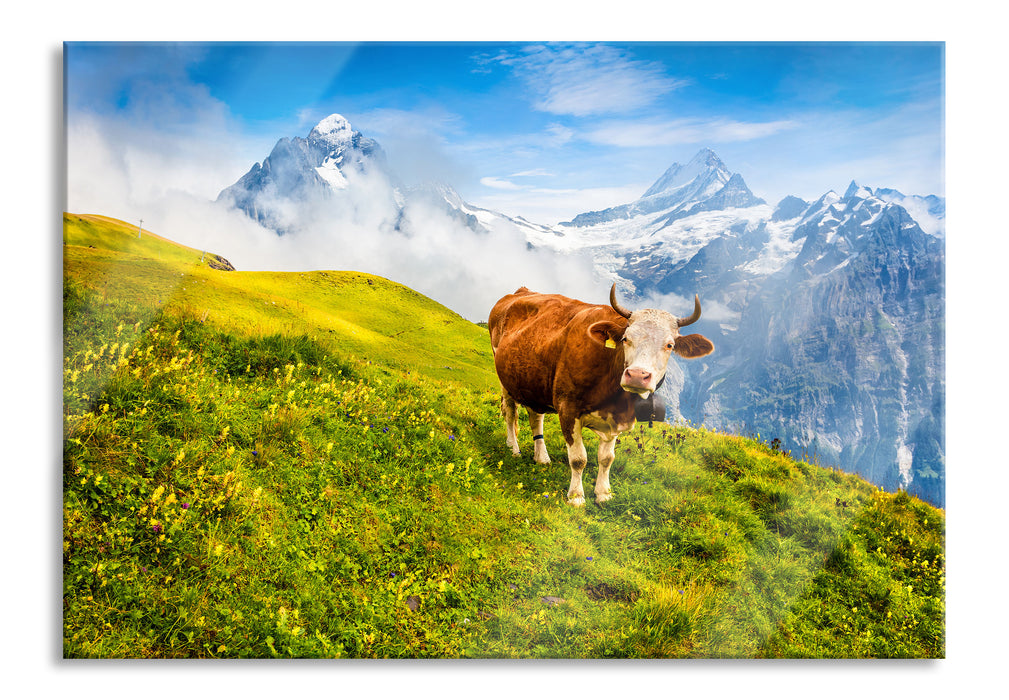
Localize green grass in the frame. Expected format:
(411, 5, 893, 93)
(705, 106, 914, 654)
(62, 213, 945, 658)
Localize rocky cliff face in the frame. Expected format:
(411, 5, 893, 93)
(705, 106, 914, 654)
(636, 182, 945, 507)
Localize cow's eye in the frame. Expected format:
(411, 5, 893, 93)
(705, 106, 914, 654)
(666, 342, 674, 350)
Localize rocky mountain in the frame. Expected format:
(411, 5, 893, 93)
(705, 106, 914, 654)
(563, 148, 755, 227)
(217, 114, 390, 234)
(547, 153, 945, 507)
(217, 113, 549, 244)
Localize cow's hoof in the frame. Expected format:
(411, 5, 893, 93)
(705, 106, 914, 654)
(596, 492, 613, 504)
(567, 495, 586, 507)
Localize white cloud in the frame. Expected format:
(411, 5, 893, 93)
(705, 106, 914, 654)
(67, 111, 255, 212)
(544, 123, 575, 145)
(350, 107, 473, 188)
(480, 176, 524, 191)
(489, 43, 686, 117)
(509, 168, 554, 178)
(585, 117, 799, 148)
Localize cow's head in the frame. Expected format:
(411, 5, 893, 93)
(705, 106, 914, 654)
(590, 284, 714, 399)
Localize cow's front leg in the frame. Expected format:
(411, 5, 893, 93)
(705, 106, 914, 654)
(561, 415, 588, 506)
(501, 388, 521, 456)
(528, 410, 551, 464)
(594, 435, 617, 503)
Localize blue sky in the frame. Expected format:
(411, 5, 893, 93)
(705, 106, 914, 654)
(65, 41, 943, 224)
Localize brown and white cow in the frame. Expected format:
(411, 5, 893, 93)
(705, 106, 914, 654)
(488, 284, 714, 506)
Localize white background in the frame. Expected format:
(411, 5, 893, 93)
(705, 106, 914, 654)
(8, 1, 1003, 696)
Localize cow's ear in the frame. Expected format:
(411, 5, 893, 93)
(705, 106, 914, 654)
(674, 333, 714, 358)
(588, 320, 624, 348)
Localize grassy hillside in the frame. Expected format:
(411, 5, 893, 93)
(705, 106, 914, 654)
(62, 213, 944, 658)
(63, 213, 495, 389)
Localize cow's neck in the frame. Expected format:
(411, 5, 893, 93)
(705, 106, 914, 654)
(594, 349, 638, 414)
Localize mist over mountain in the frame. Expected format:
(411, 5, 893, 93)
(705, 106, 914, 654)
(215, 114, 600, 320)
(216, 115, 945, 507)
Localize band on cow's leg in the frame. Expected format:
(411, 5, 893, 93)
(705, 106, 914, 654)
(529, 411, 551, 464)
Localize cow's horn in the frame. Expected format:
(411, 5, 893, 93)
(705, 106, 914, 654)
(678, 295, 702, 327)
(609, 283, 632, 319)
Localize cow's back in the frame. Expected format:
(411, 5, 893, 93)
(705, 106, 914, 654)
(490, 288, 581, 346)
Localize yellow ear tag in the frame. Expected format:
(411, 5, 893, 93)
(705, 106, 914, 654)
(605, 338, 617, 349)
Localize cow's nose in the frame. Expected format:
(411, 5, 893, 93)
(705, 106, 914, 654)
(623, 368, 652, 386)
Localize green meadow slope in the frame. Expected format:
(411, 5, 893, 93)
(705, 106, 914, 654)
(63, 213, 495, 389)
(62, 213, 944, 658)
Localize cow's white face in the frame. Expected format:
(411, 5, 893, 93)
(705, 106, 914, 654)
(620, 309, 679, 398)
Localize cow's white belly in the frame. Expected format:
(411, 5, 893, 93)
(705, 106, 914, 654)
(579, 410, 634, 441)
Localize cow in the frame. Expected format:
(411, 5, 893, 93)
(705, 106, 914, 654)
(488, 284, 714, 506)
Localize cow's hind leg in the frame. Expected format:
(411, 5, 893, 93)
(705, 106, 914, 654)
(528, 410, 551, 464)
(501, 388, 521, 456)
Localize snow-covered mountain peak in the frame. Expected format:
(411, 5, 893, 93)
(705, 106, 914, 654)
(806, 190, 842, 218)
(308, 114, 355, 149)
(641, 148, 730, 199)
(843, 180, 875, 201)
(562, 148, 747, 229)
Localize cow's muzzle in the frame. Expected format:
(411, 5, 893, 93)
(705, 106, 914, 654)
(622, 367, 653, 394)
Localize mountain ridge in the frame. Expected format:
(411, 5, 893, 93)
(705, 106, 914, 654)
(561, 148, 765, 228)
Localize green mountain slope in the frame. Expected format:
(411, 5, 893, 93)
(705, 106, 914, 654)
(62, 213, 944, 658)
(63, 213, 496, 389)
